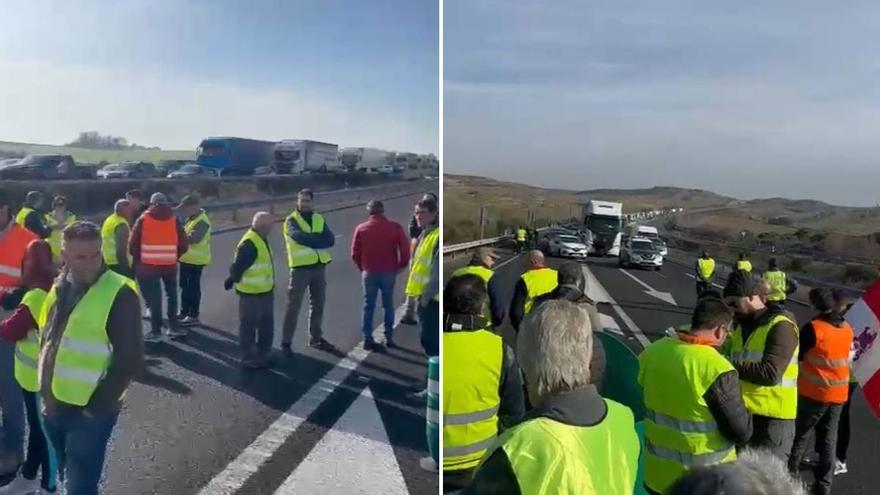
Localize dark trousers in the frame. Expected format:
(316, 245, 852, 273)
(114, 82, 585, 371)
(789, 396, 843, 495)
(239, 293, 275, 358)
(137, 269, 179, 334)
(22, 390, 57, 490)
(749, 415, 795, 462)
(179, 263, 205, 318)
(419, 300, 439, 357)
(695, 280, 710, 297)
(837, 382, 857, 461)
(107, 264, 132, 279)
(43, 409, 118, 495)
(282, 265, 327, 345)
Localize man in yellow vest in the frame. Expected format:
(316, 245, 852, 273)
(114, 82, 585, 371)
(763, 257, 798, 309)
(225, 212, 276, 369)
(406, 197, 440, 399)
(442, 273, 524, 491)
(38, 221, 143, 495)
(102, 199, 134, 278)
(694, 250, 716, 297)
(639, 298, 753, 494)
(723, 270, 799, 461)
(450, 247, 503, 327)
(516, 227, 527, 253)
(15, 191, 51, 240)
(508, 250, 558, 332)
(44, 195, 76, 266)
(736, 253, 752, 273)
(465, 300, 641, 494)
(281, 189, 335, 355)
(177, 195, 212, 327)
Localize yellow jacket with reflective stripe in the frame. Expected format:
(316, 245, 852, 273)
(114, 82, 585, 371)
(38, 270, 136, 406)
(482, 400, 640, 495)
(443, 328, 503, 472)
(45, 212, 76, 264)
(763, 270, 787, 302)
(283, 211, 332, 268)
(736, 260, 752, 273)
(179, 210, 212, 266)
(639, 336, 737, 493)
(727, 313, 799, 419)
(234, 229, 275, 294)
(521, 267, 558, 314)
(15, 288, 48, 392)
(516, 229, 527, 241)
(101, 213, 131, 266)
(406, 226, 439, 299)
(697, 258, 715, 281)
(15, 207, 36, 228)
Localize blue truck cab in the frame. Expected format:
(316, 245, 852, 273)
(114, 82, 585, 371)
(196, 137, 275, 176)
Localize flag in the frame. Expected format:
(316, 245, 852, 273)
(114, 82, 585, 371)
(844, 281, 880, 417)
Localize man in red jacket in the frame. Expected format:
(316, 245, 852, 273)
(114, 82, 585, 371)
(351, 200, 409, 350)
(129, 193, 188, 341)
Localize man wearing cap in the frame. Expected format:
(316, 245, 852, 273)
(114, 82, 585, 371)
(15, 191, 51, 240)
(177, 195, 211, 327)
(0, 191, 39, 475)
(722, 270, 799, 461)
(351, 200, 410, 350)
(639, 298, 752, 494)
(449, 247, 504, 328)
(130, 193, 189, 341)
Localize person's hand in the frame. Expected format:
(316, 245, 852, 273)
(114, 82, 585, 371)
(224, 277, 234, 291)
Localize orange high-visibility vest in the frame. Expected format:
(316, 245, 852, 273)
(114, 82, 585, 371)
(799, 319, 854, 404)
(0, 224, 39, 292)
(140, 215, 179, 266)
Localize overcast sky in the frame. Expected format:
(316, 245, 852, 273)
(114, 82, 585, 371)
(445, 0, 880, 206)
(0, 0, 438, 154)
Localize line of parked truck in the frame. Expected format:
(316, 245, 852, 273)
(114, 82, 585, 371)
(0, 136, 438, 180)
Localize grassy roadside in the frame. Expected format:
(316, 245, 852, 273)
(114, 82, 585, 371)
(0, 140, 194, 163)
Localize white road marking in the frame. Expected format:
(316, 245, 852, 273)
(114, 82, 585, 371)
(618, 269, 678, 306)
(273, 386, 408, 494)
(581, 265, 651, 348)
(492, 252, 522, 271)
(198, 305, 409, 495)
(685, 273, 724, 289)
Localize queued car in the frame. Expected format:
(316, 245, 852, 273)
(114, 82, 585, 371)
(620, 236, 664, 270)
(546, 233, 590, 258)
(97, 161, 159, 179)
(0, 154, 91, 180)
(167, 164, 218, 178)
(156, 159, 192, 176)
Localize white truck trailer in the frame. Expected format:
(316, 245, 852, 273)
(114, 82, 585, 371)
(273, 140, 340, 174)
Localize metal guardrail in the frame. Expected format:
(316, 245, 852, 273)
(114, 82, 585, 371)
(443, 226, 554, 255)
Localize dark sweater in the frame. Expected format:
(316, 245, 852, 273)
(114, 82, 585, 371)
(40, 269, 144, 415)
(228, 232, 274, 296)
(799, 311, 848, 361)
(24, 210, 51, 239)
(285, 209, 335, 254)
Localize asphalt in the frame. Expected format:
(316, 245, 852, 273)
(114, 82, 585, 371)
(449, 245, 880, 494)
(9, 189, 438, 494)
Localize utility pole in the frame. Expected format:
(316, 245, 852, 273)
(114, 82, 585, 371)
(478, 206, 487, 239)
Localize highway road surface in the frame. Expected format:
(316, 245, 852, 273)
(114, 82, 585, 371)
(445, 246, 879, 494)
(4, 190, 438, 494)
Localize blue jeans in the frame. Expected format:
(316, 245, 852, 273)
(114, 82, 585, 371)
(362, 272, 396, 339)
(0, 338, 25, 457)
(43, 409, 119, 495)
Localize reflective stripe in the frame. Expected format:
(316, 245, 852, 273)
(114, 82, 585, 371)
(427, 408, 440, 424)
(428, 378, 439, 395)
(53, 366, 104, 383)
(443, 434, 496, 457)
(445, 405, 500, 426)
(646, 409, 719, 433)
(60, 337, 110, 356)
(0, 265, 22, 277)
(780, 378, 797, 388)
(799, 370, 849, 387)
(14, 348, 37, 369)
(804, 354, 850, 368)
(646, 440, 734, 467)
(142, 244, 177, 251)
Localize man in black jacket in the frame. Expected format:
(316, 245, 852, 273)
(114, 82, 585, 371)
(17, 191, 50, 239)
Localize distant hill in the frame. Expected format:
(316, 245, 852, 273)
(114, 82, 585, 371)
(0, 140, 194, 164)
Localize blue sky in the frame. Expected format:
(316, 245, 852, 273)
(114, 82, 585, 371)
(444, 0, 880, 206)
(0, 0, 438, 153)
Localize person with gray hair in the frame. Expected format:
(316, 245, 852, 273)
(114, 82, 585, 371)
(350, 199, 409, 350)
(224, 212, 276, 368)
(668, 448, 807, 495)
(14, 191, 51, 239)
(463, 300, 640, 494)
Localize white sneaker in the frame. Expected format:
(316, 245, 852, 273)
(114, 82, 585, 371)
(834, 460, 848, 475)
(419, 456, 439, 473)
(0, 475, 39, 494)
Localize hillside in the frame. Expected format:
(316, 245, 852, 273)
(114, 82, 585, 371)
(0, 140, 194, 164)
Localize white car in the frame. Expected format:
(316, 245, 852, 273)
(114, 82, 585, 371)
(620, 237, 663, 270)
(548, 234, 589, 258)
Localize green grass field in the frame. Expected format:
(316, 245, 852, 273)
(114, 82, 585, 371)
(0, 140, 194, 164)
